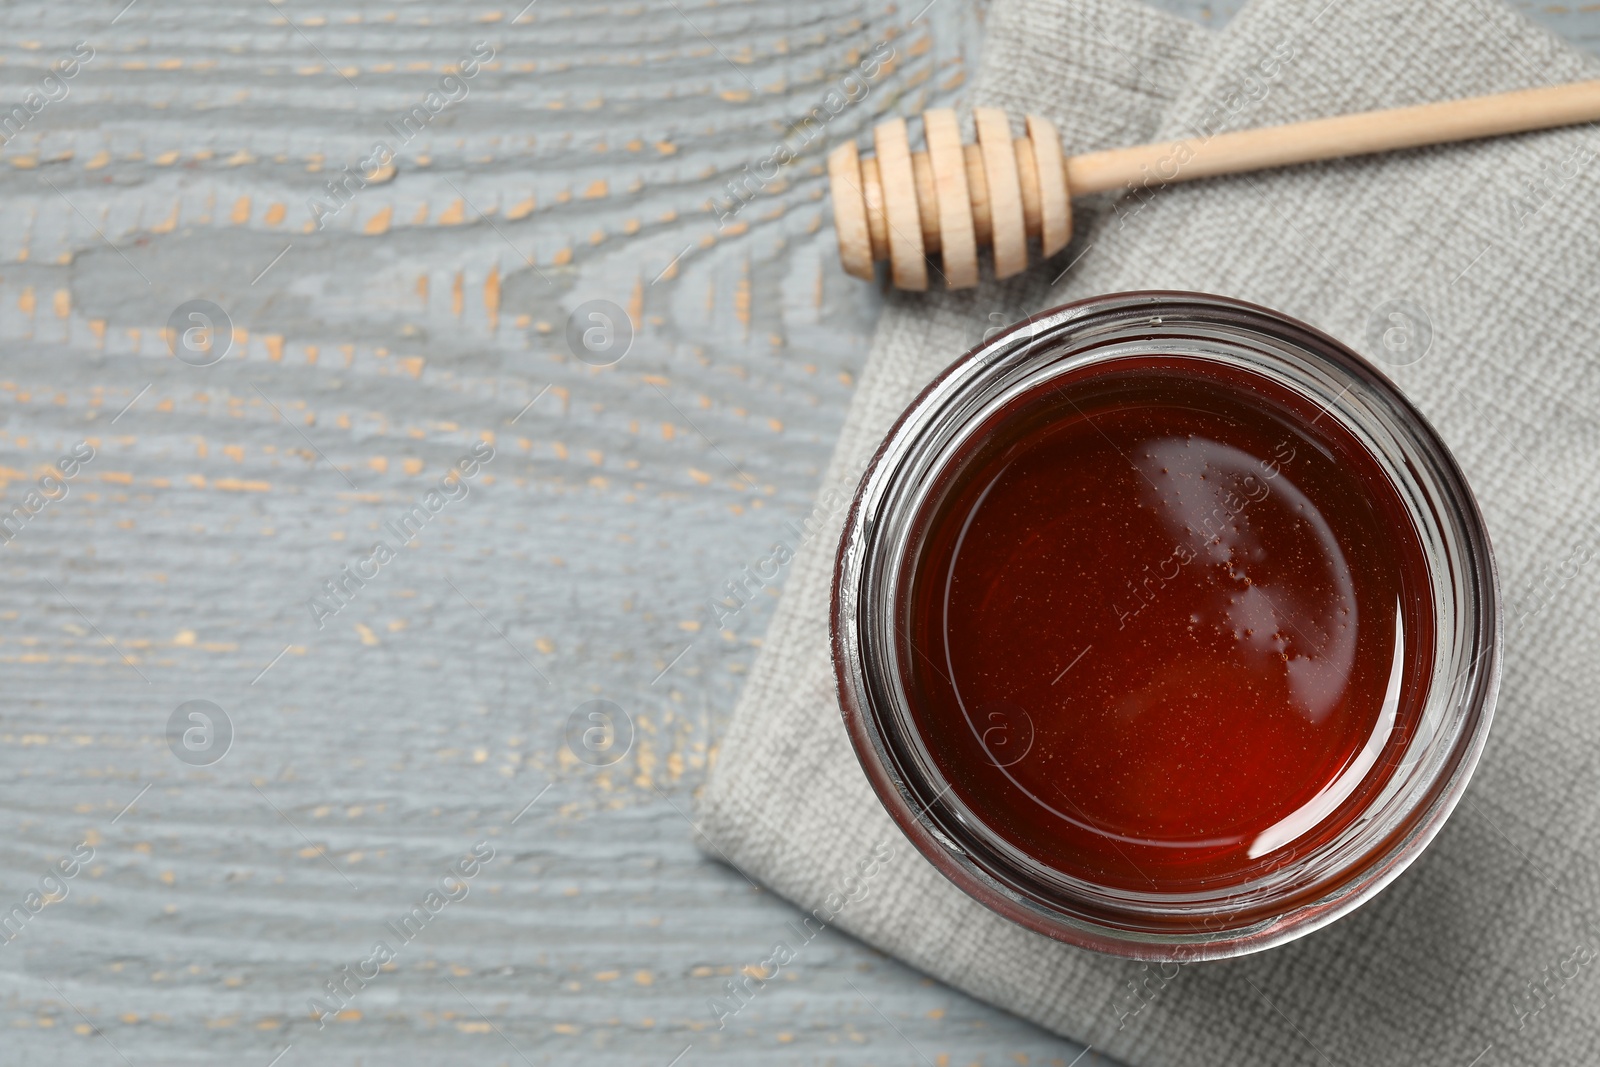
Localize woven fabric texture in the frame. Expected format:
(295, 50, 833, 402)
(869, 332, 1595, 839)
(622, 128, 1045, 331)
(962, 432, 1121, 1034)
(698, 0, 1600, 1062)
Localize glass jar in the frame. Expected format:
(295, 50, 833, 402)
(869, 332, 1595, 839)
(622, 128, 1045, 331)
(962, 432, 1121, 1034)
(832, 291, 1500, 960)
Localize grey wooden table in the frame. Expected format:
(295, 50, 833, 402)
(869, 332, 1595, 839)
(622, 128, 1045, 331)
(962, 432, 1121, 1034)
(1, 2, 1595, 1065)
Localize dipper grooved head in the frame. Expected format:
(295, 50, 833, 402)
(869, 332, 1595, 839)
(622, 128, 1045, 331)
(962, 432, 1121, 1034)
(827, 108, 1072, 290)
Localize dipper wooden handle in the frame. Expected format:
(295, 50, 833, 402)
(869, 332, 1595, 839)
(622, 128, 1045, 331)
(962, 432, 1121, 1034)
(830, 81, 1600, 290)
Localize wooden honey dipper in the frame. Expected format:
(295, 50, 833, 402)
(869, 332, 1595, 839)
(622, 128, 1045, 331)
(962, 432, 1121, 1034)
(828, 82, 1600, 290)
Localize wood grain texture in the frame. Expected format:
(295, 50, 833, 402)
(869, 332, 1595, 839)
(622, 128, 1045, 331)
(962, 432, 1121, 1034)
(0, 0, 1587, 1064)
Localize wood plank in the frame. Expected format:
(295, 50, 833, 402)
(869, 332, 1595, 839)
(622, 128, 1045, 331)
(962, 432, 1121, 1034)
(0, 0, 1590, 1063)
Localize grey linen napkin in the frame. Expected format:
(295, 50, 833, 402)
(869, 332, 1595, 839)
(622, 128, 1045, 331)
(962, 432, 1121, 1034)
(697, 0, 1600, 1062)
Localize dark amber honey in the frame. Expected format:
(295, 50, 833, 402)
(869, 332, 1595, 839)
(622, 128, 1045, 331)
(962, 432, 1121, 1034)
(903, 354, 1435, 892)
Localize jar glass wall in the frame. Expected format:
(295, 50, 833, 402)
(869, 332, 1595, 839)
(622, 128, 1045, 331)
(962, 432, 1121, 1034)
(832, 292, 1501, 960)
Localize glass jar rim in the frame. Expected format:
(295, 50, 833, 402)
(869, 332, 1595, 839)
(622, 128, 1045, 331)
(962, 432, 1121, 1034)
(832, 291, 1501, 960)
